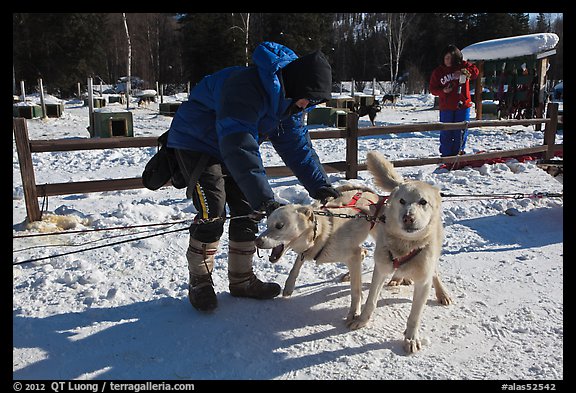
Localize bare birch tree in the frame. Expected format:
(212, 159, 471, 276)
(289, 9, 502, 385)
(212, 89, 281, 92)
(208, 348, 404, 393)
(230, 13, 250, 66)
(122, 13, 132, 109)
(386, 13, 415, 89)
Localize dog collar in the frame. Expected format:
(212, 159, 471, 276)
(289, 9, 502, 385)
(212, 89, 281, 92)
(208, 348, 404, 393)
(300, 213, 326, 261)
(389, 248, 422, 269)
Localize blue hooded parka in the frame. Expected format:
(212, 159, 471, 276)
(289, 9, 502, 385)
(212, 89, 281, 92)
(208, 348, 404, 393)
(166, 42, 332, 210)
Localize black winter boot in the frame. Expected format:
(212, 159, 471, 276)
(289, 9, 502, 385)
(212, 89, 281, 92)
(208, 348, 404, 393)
(188, 273, 218, 312)
(187, 239, 219, 312)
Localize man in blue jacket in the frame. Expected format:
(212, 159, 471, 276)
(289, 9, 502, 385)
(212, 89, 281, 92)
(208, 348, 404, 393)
(167, 42, 341, 312)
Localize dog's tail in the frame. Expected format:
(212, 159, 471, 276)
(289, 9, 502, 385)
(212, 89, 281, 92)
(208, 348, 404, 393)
(366, 151, 404, 191)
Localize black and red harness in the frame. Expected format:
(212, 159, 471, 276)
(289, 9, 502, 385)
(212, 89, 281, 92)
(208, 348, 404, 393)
(322, 191, 388, 229)
(317, 191, 422, 268)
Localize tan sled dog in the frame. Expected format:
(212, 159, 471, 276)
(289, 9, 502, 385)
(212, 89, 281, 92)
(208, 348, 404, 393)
(347, 151, 452, 353)
(255, 185, 386, 322)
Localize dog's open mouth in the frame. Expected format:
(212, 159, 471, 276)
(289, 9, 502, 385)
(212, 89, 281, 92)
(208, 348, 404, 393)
(269, 244, 285, 263)
(403, 224, 424, 234)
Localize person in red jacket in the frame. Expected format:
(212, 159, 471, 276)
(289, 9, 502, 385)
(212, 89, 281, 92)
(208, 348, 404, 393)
(429, 44, 479, 157)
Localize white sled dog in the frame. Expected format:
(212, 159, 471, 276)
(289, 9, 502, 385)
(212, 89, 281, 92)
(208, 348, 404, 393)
(347, 151, 452, 353)
(255, 185, 386, 322)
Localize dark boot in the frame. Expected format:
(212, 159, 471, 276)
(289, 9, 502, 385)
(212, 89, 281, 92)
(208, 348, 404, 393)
(187, 239, 219, 312)
(228, 240, 281, 299)
(188, 273, 217, 312)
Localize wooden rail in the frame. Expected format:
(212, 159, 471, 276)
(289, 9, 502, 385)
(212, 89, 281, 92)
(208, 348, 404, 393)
(13, 103, 560, 222)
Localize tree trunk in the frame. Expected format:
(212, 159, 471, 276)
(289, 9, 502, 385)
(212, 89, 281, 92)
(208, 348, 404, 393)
(122, 13, 132, 110)
(245, 13, 250, 67)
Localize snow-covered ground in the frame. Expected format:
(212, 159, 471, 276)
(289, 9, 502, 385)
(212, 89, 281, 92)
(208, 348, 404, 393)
(13, 93, 563, 381)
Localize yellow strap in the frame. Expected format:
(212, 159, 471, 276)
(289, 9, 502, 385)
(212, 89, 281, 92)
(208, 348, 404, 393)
(195, 183, 209, 219)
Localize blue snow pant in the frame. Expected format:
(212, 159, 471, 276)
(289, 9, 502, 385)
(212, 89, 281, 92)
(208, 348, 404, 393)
(439, 107, 470, 157)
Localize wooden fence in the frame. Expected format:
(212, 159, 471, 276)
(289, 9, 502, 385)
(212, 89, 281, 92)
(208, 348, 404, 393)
(13, 103, 561, 223)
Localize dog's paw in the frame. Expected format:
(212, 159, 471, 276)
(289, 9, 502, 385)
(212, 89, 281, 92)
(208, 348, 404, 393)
(282, 284, 295, 297)
(437, 293, 452, 305)
(387, 277, 413, 286)
(403, 337, 422, 353)
(340, 272, 351, 282)
(345, 311, 360, 323)
(347, 316, 369, 330)
(282, 288, 294, 297)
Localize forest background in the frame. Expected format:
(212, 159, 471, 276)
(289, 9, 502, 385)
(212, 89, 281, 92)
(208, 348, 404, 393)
(12, 13, 564, 97)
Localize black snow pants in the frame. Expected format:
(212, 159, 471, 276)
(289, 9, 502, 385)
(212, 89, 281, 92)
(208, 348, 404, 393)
(173, 148, 259, 244)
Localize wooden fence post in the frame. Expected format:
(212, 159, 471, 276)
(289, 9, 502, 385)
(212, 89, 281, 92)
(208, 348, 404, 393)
(13, 118, 42, 222)
(543, 102, 558, 160)
(346, 112, 359, 179)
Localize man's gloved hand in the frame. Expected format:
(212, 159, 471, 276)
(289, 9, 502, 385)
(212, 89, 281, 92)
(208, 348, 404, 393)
(313, 185, 342, 204)
(250, 199, 284, 221)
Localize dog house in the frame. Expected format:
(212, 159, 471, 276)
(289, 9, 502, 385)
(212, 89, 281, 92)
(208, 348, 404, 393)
(307, 107, 348, 128)
(107, 95, 125, 104)
(326, 97, 355, 110)
(159, 102, 182, 116)
(13, 104, 43, 119)
(90, 111, 134, 138)
(45, 102, 64, 118)
(84, 97, 106, 108)
(354, 94, 375, 107)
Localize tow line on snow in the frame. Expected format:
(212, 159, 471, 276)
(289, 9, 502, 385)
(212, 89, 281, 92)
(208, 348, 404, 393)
(12, 215, 255, 266)
(12, 191, 562, 267)
(439, 191, 563, 201)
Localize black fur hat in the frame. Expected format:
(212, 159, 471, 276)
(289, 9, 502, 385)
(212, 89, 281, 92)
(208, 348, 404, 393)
(281, 50, 332, 104)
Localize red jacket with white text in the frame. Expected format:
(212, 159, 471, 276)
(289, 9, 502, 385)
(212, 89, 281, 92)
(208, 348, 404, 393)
(429, 60, 479, 111)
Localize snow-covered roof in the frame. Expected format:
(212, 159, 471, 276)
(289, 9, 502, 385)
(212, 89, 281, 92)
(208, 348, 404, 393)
(462, 33, 559, 61)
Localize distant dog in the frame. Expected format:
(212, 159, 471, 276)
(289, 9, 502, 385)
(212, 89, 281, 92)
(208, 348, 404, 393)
(137, 95, 155, 108)
(347, 151, 452, 353)
(255, 185, 386, 322)
(351, 100, 381, 126)
(382, 93, 400, 109)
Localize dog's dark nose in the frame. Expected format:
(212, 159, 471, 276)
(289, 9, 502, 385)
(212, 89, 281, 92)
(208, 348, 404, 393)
(403, 214, 415, 225)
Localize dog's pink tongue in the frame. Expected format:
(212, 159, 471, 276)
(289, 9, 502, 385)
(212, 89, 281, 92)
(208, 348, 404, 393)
(269, 244, 285, 263)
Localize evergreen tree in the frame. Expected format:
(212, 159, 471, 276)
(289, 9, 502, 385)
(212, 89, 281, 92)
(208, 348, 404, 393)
(534, 13, 551, 33)
(178, 13, 246, 84)
(13, 13, 109, 97)
(259, 13, 335, 57)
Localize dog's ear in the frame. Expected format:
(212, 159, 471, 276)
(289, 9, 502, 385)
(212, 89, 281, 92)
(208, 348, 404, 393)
(296, 206, 314, 221)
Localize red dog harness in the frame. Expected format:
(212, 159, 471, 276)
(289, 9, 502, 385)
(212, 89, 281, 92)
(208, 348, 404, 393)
(338, 191, 388, 229)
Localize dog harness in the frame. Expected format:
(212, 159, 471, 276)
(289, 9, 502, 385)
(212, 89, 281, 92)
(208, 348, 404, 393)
(322, 191, 388, 229)
(389, 248, 423, 269)
(304, 191, 388, 262)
